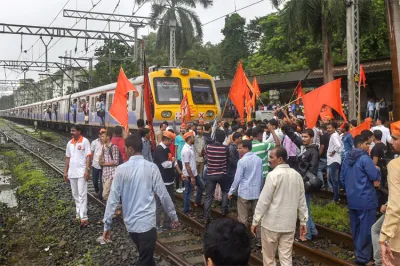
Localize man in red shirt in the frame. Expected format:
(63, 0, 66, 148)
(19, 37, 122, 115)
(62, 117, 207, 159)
(111, 125, 127, 162)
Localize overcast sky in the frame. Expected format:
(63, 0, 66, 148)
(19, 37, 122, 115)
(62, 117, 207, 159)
(0, 0, 275, 83)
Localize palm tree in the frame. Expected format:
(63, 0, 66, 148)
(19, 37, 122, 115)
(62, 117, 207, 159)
(134, 0, 213, 56)
(271, 0, 371, 83)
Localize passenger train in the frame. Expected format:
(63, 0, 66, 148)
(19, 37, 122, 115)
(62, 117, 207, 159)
(0, 67, 221, 136)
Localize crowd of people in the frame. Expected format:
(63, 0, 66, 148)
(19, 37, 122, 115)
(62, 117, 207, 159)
(63, 110, 400, 266)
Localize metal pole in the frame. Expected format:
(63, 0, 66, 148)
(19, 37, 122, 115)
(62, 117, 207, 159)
(385, 0, 400, 121)
(345, 0, 360, 121)
(134, 27, 138, 62)
(89, 58, 93, 90)
(169, 20, 177, 67)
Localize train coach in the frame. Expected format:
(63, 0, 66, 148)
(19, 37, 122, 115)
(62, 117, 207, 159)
(0, 66, 221, 136)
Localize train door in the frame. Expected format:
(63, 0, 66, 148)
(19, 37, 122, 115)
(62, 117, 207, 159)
(89, 95, 97, 124)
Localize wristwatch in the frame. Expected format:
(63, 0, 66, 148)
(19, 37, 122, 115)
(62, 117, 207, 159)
(379, 240, 390, 246)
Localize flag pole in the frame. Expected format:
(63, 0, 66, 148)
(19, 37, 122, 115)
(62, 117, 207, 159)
(357, 81, 361, 125)
(220, 95, 230, 121)
(280, 96, 303, 110)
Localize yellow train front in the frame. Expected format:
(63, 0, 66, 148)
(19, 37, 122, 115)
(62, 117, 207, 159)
(149, 67, 220, 125)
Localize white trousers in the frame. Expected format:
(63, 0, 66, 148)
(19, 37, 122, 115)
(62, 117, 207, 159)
(70, 178, 88, 220)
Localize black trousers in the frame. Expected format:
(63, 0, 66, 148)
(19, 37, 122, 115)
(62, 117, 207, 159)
(129, 228, 157, 266)
(156, 183, 175, 227)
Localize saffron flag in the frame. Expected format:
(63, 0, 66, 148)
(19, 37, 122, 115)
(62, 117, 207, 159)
(228, 61, 247, 121)
(359, 65, 366, 88)
(142, 43, 156, 149)
(349, 117, 372, 138)
(180, 93, 191, 122)
(294, 81, 304, 104)
(252, 77, 261, 108)
(109, 67, 138, 130)
(302, 78, 347, 129)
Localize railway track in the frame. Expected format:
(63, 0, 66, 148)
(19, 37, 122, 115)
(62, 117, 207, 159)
(1, 119, 356, 266)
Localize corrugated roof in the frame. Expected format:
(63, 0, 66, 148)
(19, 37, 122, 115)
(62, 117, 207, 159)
(307, 58, 391, 80)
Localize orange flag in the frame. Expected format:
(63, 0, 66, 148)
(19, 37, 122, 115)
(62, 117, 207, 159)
(349, 117, 372, 138)
(320, 105, 334, 120)
(109, 67, 138, 130)
(359, 65, 366, 88)
(252, 77, 261, 108)
(302, 78, 347, 129)
(180, 93, 191, 123)
(228, 61, 247, 121)
(294, 81, 304, 104)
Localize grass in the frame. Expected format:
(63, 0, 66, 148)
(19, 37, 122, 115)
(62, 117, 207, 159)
(310, 201, 350, 233)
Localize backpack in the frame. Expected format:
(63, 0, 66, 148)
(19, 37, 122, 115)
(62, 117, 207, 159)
(108, 144, 124, 165)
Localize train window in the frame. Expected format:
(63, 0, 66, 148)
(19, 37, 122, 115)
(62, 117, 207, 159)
(154, 78, 182, 104)
(107, 93, 114, 111)
(131, 92, 136, 111)
(190, 79, 215, 104)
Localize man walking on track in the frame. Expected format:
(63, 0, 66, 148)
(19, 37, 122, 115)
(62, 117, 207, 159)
(90, 128, 106, 200)
(252, 147, 308, 266)
(380, 121, 400, 266)
(64, 125, 92, 227)
(103, 134, 179, 266)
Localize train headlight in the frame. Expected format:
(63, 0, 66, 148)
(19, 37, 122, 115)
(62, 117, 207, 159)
(161, 111, 172, 118)
(180, 69, 190, 75)
(164, 69, 172, 76)
(206, 110, 214, 117)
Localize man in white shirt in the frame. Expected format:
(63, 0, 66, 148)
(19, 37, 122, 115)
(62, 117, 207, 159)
(263, 119, 284, 143)
(327, 121, 343, 203)
(251, 147, 308, 266)
(374, 100, 381, 120)
(90, 128, 106, 200)
(181, 131, 204, 215)
(64, 125, 91, 227)
(367, 99, 375, 118)
(371, 117, 392, 146)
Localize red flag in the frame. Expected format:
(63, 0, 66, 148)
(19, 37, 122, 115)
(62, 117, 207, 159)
(228, 61, 247, 121)
(359, 65, 366, 88)
(349, 117, 372, 138)
(109, 67, 138, 130)
(294, 81, 304, 104)
(142, 43, 156, 149)
(180, 93, 191, 122)
(302, 78, 347, 129)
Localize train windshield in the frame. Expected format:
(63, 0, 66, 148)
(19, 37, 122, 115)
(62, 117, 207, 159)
(190, 79, 215, 104)
(154, 78, 182, 104)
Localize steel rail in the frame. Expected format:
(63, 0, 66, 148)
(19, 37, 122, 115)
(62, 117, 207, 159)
(174, 194, 356, 266)
(0, 126, 191, 266)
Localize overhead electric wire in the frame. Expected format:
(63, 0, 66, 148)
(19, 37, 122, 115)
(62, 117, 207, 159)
(202, 0, 264, 26)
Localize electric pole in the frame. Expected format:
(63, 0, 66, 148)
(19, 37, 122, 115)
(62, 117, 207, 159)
(385, 0, 400, 121)
(346, 0, 360, 121)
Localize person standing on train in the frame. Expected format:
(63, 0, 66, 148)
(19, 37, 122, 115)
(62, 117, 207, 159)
(111, 126, 127, 162)
(64, 125, 91, 227)
(72, 99, 77, 123)
(91, 128, 106, 200)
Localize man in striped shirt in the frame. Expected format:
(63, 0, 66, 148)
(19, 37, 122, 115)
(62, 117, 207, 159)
(252, 125, 281, 179)
(204, 129, 230, 225)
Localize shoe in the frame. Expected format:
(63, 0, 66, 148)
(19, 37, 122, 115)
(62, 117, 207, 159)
(255, 239, 262, 248)
(194, 202, 204, 207)
(176, 188, 184, 193)
(334, 199, 340, 204)
(156, 226, 164, 233)
(80, 220, 89, 228)
(181, 187, 185, 192)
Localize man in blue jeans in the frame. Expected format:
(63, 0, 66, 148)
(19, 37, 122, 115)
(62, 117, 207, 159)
(327, 121, 342, 203)
(181, 131, 204, 215)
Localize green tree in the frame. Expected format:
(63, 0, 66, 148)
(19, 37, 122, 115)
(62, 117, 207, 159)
(134, 0, 213, 56)
(180, 41, 222, 77)
(220, 13, 249, 79)
(143, 32, 168, 66)
(92, 40, 139, 87)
